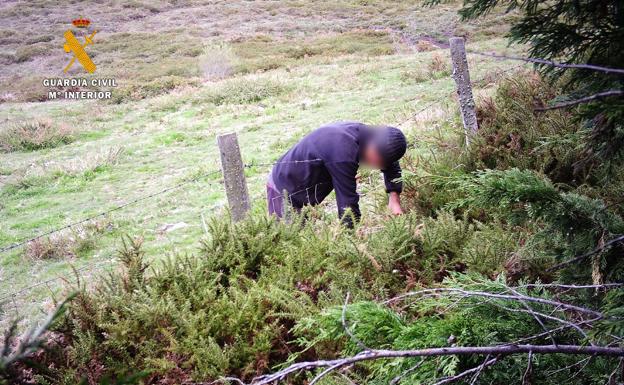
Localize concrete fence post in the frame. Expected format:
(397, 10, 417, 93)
(449, 37, 478, 145)
(217, 132, 250, 221)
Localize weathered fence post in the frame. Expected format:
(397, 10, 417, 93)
(449, 37, 478, 145)
(217, 132, 250, 221)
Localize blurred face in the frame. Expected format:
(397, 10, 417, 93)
(362, 143, 385, 169)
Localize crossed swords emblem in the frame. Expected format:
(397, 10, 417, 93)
(63, 29, 97, 73)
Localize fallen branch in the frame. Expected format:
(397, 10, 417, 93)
(534, 90, 624, 111)
(506, 287, 558, 346)
(493, 304, 592, 342)
(504, 317, 601, 346)
(243, 345, 624, 385)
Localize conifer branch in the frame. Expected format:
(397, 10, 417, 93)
(547, 234, 624, 271)
(390, 358, 426, 385)
(341, 292, 370, 352)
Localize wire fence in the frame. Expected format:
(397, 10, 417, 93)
(0, 159, 332, 308)
(2, 42, 622, 324)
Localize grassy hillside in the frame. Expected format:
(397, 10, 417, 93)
(0, 1, 518, 327)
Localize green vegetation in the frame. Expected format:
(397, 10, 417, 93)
(6, 73, 622, 384)
(297, 275, 620, 385)
(0, 0, 519, 328)
(435, 0, 624, 182)
(1, 0, 623, 384)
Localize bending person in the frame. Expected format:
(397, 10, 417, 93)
(267, 122, 407, 227)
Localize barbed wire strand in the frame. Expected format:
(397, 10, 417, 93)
(0, 161, 333, 302)
(0, 169, 224, 254)
(0, 260, 114, 303)
(466, 49, 624, 75)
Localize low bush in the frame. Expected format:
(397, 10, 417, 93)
(198, 44, 239, 81)
(197, 77, 290, 105)
(24, 220, 111, 260)
(110, 76, 199, 104)
(0, 120, 73, 152)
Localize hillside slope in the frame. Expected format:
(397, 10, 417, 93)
(0, 0, 516, 325)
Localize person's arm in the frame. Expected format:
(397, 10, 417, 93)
(325, 161, 360, 228)
(382, 161, 403, 215)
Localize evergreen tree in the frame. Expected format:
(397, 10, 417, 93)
(434, 0, 624, 175)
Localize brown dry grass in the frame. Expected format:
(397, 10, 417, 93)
(427, 52, 450, 77)
(0, 0, 514, 102)
(24, 220, 112, 260)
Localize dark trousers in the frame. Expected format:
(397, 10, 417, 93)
(267, 183, 303, 218)
(267, 183, 284, 218)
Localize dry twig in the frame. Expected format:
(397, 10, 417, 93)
(241, 345, 623, 385)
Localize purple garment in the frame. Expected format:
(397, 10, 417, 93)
(270, 122, 403, 227)
(267, 183, 284, 218)
(266, 183, 303, 218)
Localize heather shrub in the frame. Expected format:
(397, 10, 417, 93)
(0, 120, 74, 152)
(196, 77, 290, 106)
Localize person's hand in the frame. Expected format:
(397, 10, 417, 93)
(388, 192, 403, 215)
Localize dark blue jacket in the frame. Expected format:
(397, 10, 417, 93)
(271, 122, 402, 224)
